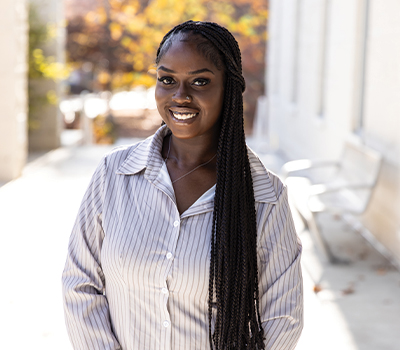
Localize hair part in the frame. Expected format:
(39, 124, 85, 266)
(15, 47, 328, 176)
(156, 21, 265, 350)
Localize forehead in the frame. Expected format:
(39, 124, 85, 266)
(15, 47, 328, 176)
(158, 33, 222, 70)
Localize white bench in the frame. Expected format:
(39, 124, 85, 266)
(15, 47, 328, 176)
(281, 140, 382, 263)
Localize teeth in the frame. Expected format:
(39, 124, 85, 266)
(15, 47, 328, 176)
(172, 112, 197, 120)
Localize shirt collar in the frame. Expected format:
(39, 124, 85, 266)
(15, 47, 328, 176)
(247, 147, 279, 204)
(116, 125, 278, 204)
(116, 125, 169, 182)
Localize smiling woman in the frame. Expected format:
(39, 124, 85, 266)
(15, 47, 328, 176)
(62, 21, 303, 350)
(155, 33, 225, 142)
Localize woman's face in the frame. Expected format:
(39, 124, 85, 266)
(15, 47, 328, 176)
(155, 34, 225, 141)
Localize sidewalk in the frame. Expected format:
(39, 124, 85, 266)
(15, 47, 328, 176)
(0, 143, 118, 349)
(0, 139, 399, 349)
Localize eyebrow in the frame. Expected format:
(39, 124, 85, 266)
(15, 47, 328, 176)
(157, 66, 215, 75)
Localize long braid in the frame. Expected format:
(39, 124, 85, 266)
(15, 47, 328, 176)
(156, 21, 265, 350)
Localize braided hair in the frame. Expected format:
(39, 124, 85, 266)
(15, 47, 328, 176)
(156, 21, 265, 350)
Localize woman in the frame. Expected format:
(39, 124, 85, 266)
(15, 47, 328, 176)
(62, 21, 303, 350)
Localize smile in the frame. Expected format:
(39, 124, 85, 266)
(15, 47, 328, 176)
(169, 109, 199, 121)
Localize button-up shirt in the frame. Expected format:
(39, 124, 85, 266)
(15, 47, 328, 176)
(62, 126, 303, 350)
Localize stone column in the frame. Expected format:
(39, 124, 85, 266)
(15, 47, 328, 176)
(0, 0, 28, 182)
(28, 0, 65, 151)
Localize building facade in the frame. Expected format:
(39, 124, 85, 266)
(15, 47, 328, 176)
(266, 0, 400, 261)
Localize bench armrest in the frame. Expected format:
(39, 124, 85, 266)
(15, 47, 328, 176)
(280, 159, 340, 179)
(308, 183, 375, 196)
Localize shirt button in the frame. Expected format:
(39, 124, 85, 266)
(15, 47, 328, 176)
(163, 320, 170, 328)
(173, 220, 179, 227)
(161, 287, 168, 294)
(166, 252, 173, 260)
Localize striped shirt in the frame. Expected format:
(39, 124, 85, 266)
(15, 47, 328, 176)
(62, 125, 303, 350)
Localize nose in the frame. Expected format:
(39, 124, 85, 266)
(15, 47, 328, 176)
(172, 84, 190, 104)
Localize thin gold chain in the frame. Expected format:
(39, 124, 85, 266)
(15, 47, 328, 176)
(164, 136, 217, 184)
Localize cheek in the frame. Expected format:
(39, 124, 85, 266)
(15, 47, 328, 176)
(155, 86, 167, 109)
(154, 85, 162, 103)
(210, 88, 224, 116)
(155, 87, 170, 122)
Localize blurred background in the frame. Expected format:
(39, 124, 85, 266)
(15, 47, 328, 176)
(0, 0, 399, 349)
(2, 0, 267, 166)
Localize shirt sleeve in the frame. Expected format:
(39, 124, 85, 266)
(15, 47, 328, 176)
(257, 184, 304, 350)
(62, 157, 121, 350)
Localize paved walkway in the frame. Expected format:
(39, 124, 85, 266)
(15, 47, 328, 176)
(0, 138, 399, 349)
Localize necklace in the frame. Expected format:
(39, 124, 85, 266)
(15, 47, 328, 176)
(164, 136, 217, 184)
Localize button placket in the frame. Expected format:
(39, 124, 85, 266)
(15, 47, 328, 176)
(164, 219, 179, 263)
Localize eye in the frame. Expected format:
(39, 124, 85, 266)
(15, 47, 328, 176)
(157, 76, 175, 85)
(192, 78, 210, 87)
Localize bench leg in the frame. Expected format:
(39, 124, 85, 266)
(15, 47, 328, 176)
(307, 214, 347, 264)
(289, 200, 348, 264)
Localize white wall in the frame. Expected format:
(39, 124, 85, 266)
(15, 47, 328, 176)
(363, 0, 400, 166)
(268, 0, 399, 166)
(268, 0, 365, 160)
(0, 0, 28, 182)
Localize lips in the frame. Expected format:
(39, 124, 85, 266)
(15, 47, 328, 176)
(169, 107, 199, 121)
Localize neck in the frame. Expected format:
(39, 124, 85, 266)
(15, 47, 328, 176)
(166, 133, 219, 166)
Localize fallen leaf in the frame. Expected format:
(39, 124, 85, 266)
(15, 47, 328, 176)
(376, 267, 387, 276)
(342, 284, 355, 295)
(313, 284, 323, 294)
